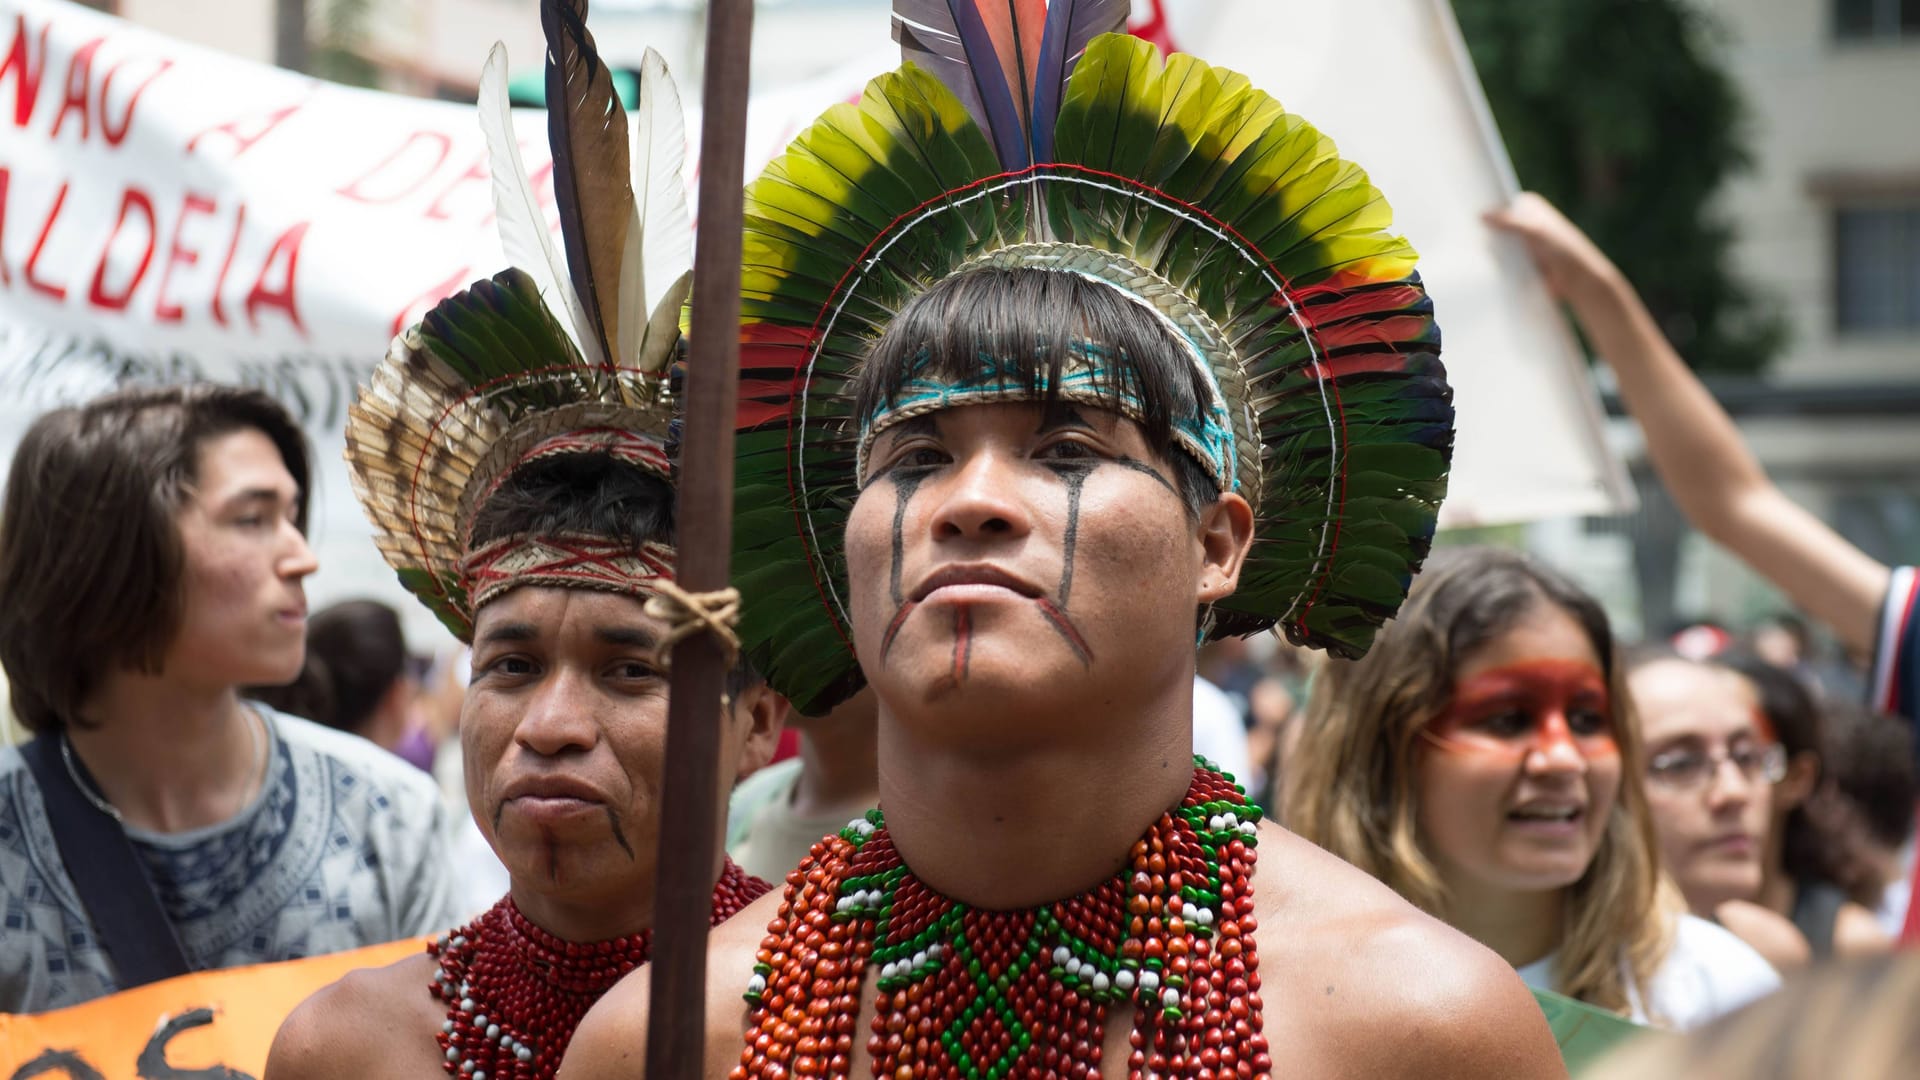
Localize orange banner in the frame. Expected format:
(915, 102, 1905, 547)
(0, 937, 425, 1079)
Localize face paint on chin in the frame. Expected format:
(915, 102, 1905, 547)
(604, 806, 634, 860)
(1035, 597, 1092, 667)
(1423, 658, 1619, 762)
(875, 452, 1104, 673)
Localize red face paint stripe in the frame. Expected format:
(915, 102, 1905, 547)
(881, 600, 918, 660)
(1035, 597, 1093, 668)
(951, 607, 972, 684)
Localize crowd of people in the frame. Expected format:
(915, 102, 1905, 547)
(1, 1, 1917, 1077)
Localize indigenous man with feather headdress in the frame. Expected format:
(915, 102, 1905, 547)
(265, 5, 785, 1079)
(563, 2, 1567, 1077)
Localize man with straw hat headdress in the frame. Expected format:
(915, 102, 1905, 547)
(266, 4, 785, 1079)
(565, 1, 1566, 1076)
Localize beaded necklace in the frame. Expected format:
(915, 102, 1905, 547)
(734, 763, 1269, 1080)
(432, 858, 769, 1080)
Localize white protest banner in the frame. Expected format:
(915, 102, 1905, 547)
(0, 0, 871, 643)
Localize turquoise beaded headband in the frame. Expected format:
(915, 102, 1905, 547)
(856, 247, 1249, 496)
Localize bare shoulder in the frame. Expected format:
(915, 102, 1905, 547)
(1714, 899, 1813, 972)
(267, 953, 441, 1080)
(1251, 824, 1567, 1079)
(1833, 901, 1894, 958)
(559, 889, 785, 1080)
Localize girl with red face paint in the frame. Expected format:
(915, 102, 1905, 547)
(1288, 548, 1781, 1030)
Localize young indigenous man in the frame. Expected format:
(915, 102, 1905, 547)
(0, 385, 459, 1013)
(266, 8, 785, 1078)
(563, 10, 1565, 1077)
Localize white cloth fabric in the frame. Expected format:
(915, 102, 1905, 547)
(1876, 840, 1914, 938)
(0, 705, 461, 1013)
(1192, 676, 1252, 785)
(1514, 912, 1780, 1031)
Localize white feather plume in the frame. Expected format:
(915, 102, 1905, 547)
(628, 48, 694, 369)
(477, 41, 600, 364)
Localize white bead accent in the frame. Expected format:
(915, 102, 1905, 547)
(748, 974, 768, 994)
(1053, 946, 1072, 965)
(1162, 987, 1181, 1008)
(1140, 970, 1160, 992)
(1091, 972, 1111, 992)
(1115, 969, 1136, 991)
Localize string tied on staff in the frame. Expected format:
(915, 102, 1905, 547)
(644, 583, 743, 672)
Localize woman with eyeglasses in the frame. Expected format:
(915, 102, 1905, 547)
(1631, 654, 1893, 970)
(1288, 547, 1780, 1029)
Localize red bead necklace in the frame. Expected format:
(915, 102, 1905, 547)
(431, 858, 769, 1080)
(733, 764, 1269, 1080)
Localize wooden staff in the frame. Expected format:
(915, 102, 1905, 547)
(647, 0, 755, 1075)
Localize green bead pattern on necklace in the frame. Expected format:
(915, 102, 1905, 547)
(735, 761, 1274, 1080)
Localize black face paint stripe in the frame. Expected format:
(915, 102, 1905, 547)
(1041, 461, 1094, 608)
(605, 806, 634, 861)
(889, 470, 929, 607)
(1114, 455, 1179, 497)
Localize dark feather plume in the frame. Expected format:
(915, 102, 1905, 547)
(542, 0, 633, 370)
(893, 1, 1127, 168)
(1027, 0, 1129, 161)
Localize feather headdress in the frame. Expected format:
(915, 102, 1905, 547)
(732, 0, 1453, 714)
(346, 0, 693, 641)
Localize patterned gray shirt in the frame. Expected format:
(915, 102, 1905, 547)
(0, 705, 461, 1013)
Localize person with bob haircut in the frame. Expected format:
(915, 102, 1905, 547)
(0, 383, 459, 1013)
(1287, 547, 1780, 1030)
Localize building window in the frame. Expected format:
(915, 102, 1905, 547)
(1836, 0, 1920, 39)
(1835, 206, 1920, 332)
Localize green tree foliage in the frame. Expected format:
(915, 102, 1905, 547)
(1455, 0, 1785, 374)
